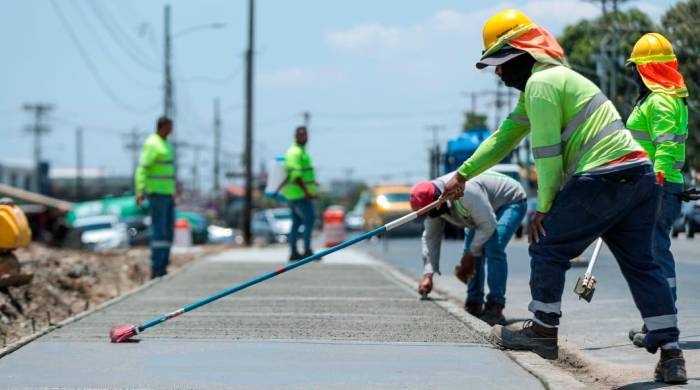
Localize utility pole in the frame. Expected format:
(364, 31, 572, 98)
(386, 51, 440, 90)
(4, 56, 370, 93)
(163, 4, 178, 182)
(122, 128, 145, 193)
(213, 98, 221, 193)
(22, 103, 53, 168)
(242, 0, 255, 245)
(302, 111, 310, 127)
(190, 144, 206, 195)
(75, 127, 83, 201)
(425, 125, 446, 178)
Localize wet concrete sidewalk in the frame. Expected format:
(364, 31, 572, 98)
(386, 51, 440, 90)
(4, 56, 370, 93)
(0, 246, 544, 389)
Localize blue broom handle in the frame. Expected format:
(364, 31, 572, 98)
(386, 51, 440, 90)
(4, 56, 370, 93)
(138, 200, 441, 332)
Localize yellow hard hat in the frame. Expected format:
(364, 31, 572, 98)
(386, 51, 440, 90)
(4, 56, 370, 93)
(628, 33, 675, 64)
(482, 9, 533, 51)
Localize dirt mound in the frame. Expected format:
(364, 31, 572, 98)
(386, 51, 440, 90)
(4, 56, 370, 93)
(0, 244, 229, 346)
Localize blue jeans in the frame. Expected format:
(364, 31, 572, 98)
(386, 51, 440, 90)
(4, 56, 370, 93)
(654, 182, 683, 303)
(289, 199, 315, 254)
(528, 164, 678, 352)
(148, 194, 175, 277)
(464, 200, 527, 306)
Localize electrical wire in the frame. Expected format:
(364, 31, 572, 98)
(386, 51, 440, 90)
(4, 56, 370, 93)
(51, 0, 160, 115)
(72, 1, 159, 90)
(86, 0, 161, 73)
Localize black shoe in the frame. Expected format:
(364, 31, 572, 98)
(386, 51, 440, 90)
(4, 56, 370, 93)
(491, 320, 559, 360)
(481, 303, 506, 326)
(465, 302, 484, 318)
(655, 349, 687, 384)
(289, 252, 302, 262)
(303, 249, 321, 261)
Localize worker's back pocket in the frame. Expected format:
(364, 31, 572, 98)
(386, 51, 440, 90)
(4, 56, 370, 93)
(573, 174, 637, 220)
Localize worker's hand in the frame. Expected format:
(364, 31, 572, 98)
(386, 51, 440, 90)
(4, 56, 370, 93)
(305, 192, 319, 200)
(528, 212, 547, 244)
(135, 194, 145, 207)
(418, 273, 433, 295)
(442, 173, 467, 201)
(454, 252, 476, 284)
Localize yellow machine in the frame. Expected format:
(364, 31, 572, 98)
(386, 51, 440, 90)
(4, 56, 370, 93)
(0, 198, 33, 287)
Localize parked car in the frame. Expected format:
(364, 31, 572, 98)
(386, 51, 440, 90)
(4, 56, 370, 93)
(685, 200, 700, 238)
(345, 200, 366, 231)
(672, 201, 693, 238)
(67, 215, 129, 251)
(251, 208, 294, 243)
(122, 215, 151, 246)
(362, 185, 421, 236)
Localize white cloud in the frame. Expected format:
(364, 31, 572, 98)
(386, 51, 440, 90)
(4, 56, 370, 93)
(325, 1, 602, 53)
(258, 66, 345, 88)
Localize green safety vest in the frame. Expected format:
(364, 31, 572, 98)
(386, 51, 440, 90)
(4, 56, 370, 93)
(626, 92, 688, 184)
(458, 63, 643, 213)
(135, 133, 175, 196)
(282, 143, 317, 201)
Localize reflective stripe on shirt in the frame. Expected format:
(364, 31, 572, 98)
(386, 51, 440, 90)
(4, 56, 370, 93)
(561, 91, 608, 143)
(567, 119, 625, 176)
(654, 133, 686, 144)
(532, 143, 562, 159)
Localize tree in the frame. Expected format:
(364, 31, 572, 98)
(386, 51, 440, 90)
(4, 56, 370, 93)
(462, 111, 488, 131)
(662, 0, 700, 173)
(558, 8, 656, 116)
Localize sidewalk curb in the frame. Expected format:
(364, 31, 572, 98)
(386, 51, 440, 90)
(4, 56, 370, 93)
(365, 250, 591, 390)
(0, 250, 209, 360)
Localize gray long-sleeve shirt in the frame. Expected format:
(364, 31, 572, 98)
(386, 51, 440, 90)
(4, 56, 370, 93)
(422, 171, 526, 275)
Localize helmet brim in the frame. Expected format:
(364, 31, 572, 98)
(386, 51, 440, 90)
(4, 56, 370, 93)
(476, 47, 527, 69)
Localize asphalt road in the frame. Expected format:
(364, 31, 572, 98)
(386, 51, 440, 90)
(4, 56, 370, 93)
(0, 247, 544, 389)
(360, 233, 700, 387)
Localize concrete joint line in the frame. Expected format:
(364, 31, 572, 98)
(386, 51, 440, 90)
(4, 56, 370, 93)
(364, 251, 589, 390)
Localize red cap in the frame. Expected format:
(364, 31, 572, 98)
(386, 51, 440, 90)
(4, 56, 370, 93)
(410, 181, 436, 211)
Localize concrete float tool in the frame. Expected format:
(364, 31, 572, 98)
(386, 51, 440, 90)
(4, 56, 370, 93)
(110, 199, 443, 343)
(573, 237, 602, 302)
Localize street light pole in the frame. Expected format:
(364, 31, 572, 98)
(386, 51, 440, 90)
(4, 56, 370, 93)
(163, 4, 177, 182)
(242, 0, 255, 246)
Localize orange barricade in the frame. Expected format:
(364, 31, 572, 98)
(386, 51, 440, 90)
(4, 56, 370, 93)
(323, 208, 346, 247)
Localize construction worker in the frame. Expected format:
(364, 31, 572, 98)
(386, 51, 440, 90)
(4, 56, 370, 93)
(625, 33, 689, 348)
(135, 116, 175, 279)
(283, 126, 317, 262)
(411, 171, 527, 326)
(441, 10, 685, 383)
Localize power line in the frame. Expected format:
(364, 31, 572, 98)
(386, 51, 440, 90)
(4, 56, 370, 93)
(71, 1, 159, 90)
(86, 0, 160, 73)
(51, 0, 159, 115)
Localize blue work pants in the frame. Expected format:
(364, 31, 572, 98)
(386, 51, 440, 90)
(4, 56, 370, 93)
(289, 199, 315, 254)
(148, 194, 175, 277)
(653, 182, 683, 302)
(528, 164, 678, 352)
(464, 200, 527, 306)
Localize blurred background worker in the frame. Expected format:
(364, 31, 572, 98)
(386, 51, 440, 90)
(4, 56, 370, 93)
(283, 126, 318, 262)
(441, 9, 686, 384)
(410, 171, 526, 326)
(135, 116, 175, 279)
(626, 33, 689, 347)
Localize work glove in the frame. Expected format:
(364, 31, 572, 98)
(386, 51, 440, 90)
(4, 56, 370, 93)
(676, 187, 700, 202)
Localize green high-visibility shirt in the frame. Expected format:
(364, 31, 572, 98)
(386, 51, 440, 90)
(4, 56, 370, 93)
(458, 63, 643, 213)
(626, 92, 688, 184)
(135, 133, 175, 196)
(283, 143, 317, 201)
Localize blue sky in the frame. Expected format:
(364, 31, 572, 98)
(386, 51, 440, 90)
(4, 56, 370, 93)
(0, 0, 679, 189)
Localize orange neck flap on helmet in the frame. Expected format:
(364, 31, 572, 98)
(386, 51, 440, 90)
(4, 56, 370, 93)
(637, 60, 688, 98)
(482, 23, 568, 67)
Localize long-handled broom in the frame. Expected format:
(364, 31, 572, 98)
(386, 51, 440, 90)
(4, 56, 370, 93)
(110, 199, 442, 343)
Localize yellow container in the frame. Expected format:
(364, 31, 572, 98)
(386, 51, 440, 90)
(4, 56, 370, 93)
(0, 204, 32, 250)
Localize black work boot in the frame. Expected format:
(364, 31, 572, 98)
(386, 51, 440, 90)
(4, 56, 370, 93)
(481, 303, 506, 326)
(288, 252, 302, 262)
(491, 320, 559, 360)
(628, 324, 647, 348)
(655, 349, 687, 384)
(464, 302, 484, 318)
